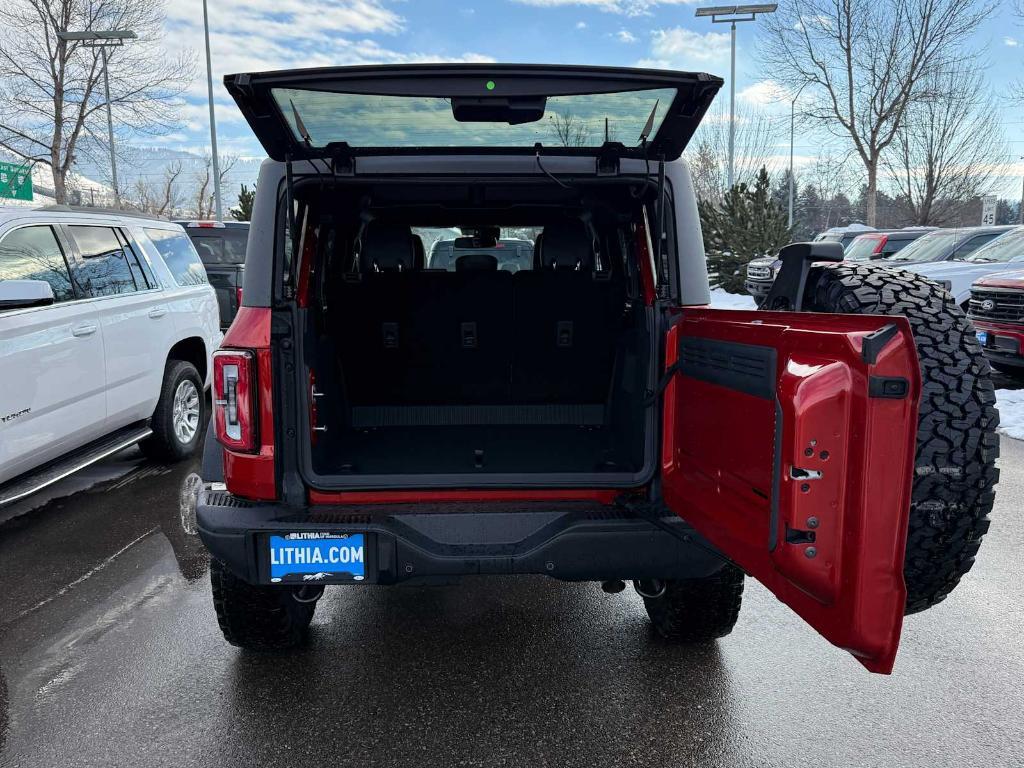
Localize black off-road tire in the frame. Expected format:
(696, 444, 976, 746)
(802, 264, 999, 614)
(210, 558, 316, 650)
(642, 565, 745, 643)
(140, 360, 205, 462)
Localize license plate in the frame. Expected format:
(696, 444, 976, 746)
(268, 533, 366, 583)
(976, 330, 988, 346)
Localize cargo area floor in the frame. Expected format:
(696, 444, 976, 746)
(314, 424, 636, 476)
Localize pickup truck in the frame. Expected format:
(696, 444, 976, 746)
(176, 220, 249, 329)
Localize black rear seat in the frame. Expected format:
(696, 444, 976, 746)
(336, 223, 419, 404)
(336, 220, 622, 413)
(513, 221, 623, 403)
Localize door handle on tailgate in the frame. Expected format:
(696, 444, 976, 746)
(71, 323, 97, 337)
(148, 307, 167, 319)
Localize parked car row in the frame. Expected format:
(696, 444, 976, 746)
(0, 205, 251, 512)
(744, 221, 1024, 374)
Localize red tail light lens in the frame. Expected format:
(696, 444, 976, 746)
(235, 286, 243, 308)
(213, 350, 256, 452)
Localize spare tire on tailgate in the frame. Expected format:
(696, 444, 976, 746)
(799, 263, 999, 614)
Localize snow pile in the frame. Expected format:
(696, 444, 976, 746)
(995, 389, 1024, 441)
(708, 289, 757, 310)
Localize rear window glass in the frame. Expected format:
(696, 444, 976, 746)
(68, 225, 139, 297)
(274, 87, 676, 149)
(187, 229, 248, 265)
(423, 228, 539, 272)
(145, 228, 208, 286)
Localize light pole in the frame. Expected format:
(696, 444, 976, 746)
(57, 30, 137, 207)
(202, 0, 223, 220)
(695, 4, 777, 191)
(788, 81, 810, 230)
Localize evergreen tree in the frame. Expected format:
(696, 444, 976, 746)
(232, 183, 255, 221)
(700, 167, 792, 293)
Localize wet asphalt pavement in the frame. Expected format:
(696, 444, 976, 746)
(1, 436, 1023, 767)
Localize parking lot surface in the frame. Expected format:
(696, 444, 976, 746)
(0, 437, 1022, 768)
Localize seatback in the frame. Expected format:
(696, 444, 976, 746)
(337, 223, 419, 404)
(513, 220, 623, 403)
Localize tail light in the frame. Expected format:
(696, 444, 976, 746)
(235, 286, 243, 308)
(213, 349, 256, 451)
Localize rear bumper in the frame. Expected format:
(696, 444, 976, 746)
(972, 319, 1024, 366)
(196, 487, 726, 585)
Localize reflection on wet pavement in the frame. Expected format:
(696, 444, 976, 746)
(0, 439, 1022, 767)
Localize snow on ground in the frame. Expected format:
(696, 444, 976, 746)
(708, 289, 757, 310)
(995, 389, 1024, 441)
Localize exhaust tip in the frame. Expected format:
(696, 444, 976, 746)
(601, 579, 626, 594)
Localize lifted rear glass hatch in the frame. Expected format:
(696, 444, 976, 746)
(224, 63, 722, 162)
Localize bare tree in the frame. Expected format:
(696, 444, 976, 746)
(192, 154, 237, 219)
(549, 111, 591, 147)
(885, 64, 1007, 225)
(0, 0, 193, 203)
(761, 0, 994, 225)
(129, 160, 183, 217)
(685, 102, 780, 203)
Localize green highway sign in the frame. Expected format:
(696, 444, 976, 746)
(0, 161, 33, 201)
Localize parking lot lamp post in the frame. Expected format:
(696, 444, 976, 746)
(202, 0, 223, 221)
(695, 4, 777, 191)
(57, 30, 137, 207)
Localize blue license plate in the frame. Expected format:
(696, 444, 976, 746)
(268, 533, 366, 583)
(976, 331, 988, 346)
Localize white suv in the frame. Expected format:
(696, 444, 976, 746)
(0, 206, 222, 506)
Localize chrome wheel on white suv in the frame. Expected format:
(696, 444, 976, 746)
(172, 379, 201, 445)
(140, 360, 206, 462)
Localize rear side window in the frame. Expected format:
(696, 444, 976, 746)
(187, 229, 248, 265)
(146, 228, 209, 286)
(0, 225, 75, 302)
(68, 225, 138, 297)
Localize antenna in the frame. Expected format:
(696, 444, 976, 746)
(290, 99, 313, 146)
(637, 99, 660, 144)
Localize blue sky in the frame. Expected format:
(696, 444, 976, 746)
(151, 0, 1024, 196)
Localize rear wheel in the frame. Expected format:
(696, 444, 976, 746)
(802, 264, 999, 614)
(210, 558, 317, 650)
(140, 360, 205, 461)
(641, 565, 744, 643)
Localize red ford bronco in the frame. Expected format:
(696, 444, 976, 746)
(197, 64, 998, 673)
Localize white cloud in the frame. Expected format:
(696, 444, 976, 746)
(637, 26, 732, 71)
(513, 0, 698, 17)
(617, 29, 638, 43)
(154, 0, 496, 156)
(576, 21, 588, 29)
(738, 80, 787, 106)
(1005, 36, 1019, 47)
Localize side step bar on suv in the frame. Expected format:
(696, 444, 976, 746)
(0, 424, 153, 508)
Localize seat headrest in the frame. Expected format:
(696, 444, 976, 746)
(455, 253, 498, 272)
(538, 221, 591, 270)
(359, 223, 416, 272)
(411, 235, 425, 270)
(532, 232, 545, 269)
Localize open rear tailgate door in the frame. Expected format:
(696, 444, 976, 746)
(223, 63, 721, 162)
(661, 308, 921, 673)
